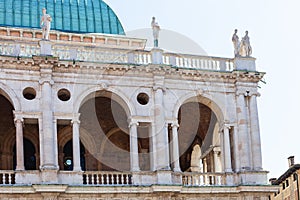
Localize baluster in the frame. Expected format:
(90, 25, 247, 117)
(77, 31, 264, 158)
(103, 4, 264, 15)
(96, 174, 100, 185)
(188, 176, 191, 186)
(126, 174, 129, 185)
(106, 173, 110, 185)
(101, 174, 104, 185)
(116, 174, 119, 185)
(200, 174, 204, 185)
(91, 174, 95, 185)
(121, 174, 124, 185)
(196, 59, 200, 68)
(8, 174, 11, 184)
(2, 173, 6, 184)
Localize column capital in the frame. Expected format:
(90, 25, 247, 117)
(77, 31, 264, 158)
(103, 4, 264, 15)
(71, 119, 80, 125)
(236, 87, 259, 97)
(71, 113, 81, 124)
(250, 92, 261, 97)
(129, 120, 139, 128)
(39, 78, 54, 85)
(220, 122, 232, 132)
(13, 111, 24, 124)
(153, 85, 166, 92)
(171, 121, 179, 128)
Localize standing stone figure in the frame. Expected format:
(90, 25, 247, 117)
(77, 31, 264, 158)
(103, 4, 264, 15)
(232, 29, 240, 57)
(151, 17, 160, 47)
(240, 31, 252, 57)
(40, 8, 52, 40)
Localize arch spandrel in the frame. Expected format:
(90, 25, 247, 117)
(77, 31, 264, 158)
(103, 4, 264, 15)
(73, 86, 136, 117)
(173, 92, 227, 124)
(0, 82, 21, 111)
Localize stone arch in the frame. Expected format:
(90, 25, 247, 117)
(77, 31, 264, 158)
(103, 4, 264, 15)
(2, 128, 39, 170)
(57, 126, 97, 155)
(173, 92, 225, 124)
(74, 86, 136, 117)
(0, 82, 21, 111)
(174, 93, 225, 172)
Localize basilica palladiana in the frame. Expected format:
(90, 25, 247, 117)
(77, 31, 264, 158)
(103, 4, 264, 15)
(0, 0, 277, 199)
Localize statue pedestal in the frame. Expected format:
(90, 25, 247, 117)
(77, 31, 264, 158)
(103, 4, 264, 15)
(234, 57, 256, 71)
(39, 40, 52, 56)
(151, 48, 163, 64)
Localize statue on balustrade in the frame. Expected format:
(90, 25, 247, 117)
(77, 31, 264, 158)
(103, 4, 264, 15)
(232, 29, 252, 57)
(151, 17, 161, 47)
(232, 29, 240, 57)
(40, 8, 52, 40)
(239, 30, 252, 57)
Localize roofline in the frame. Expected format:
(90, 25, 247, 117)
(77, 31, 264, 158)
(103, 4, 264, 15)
(272, 164, 300, 185)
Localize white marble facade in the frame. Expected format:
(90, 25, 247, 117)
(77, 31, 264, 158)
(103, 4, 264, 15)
(0, 27, 277, 199)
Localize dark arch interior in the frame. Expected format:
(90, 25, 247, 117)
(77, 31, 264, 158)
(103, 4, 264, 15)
(79, 95, 130, 171)
(0, 94, 15, 170)
(178, 101, 217, 172)
(13, 138, 37, 170)
(62, 140, 86, 171)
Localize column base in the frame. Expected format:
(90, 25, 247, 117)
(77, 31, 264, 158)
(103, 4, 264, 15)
(173, 167, 181, 172)
(41, 168, 59, 184)
(156, 170, 172, 185)
(39, 40, 52, 56)
(15, 165, 25, 171)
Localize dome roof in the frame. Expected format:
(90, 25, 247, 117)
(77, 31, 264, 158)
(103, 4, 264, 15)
(0, 0, 125, 35)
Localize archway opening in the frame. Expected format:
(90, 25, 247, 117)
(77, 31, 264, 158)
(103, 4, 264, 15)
(61, 140, 86, 171)
(79, 91, 130, 171)
(13, 138, 37, 170)
(178, 101, 220, 173)
(0, 94, 15, 170)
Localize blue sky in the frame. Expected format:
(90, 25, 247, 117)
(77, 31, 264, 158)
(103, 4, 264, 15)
(105, 0, 300, 179)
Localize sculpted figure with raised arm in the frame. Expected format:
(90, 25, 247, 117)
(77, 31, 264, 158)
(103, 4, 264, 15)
(40, 8, 52, 40)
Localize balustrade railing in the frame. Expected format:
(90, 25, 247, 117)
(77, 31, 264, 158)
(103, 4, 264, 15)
(0, 170, 225, 186)
(0, 170, 15, 185)
(182, 172, 225, 186)
(0, 41, 234, 71)
(83, 171, 132, 186)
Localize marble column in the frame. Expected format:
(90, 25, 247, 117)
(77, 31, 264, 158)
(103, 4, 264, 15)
(40, 80, 57, 170)
(213, 149, 222, 173)
(203, 158, 207, 173)
(14, 115, 24, 170)
(236, 93, 251, 170)
(72, 116, 81, 171)
(129, 121, 140, 171)
(53, 119, 58, 168)
(149, 124, 157, 171)
(249, 94, 263, 170)
(223, 124, 232, 173)
(171, 121, 181, 172)
(153, 86, 170, 170)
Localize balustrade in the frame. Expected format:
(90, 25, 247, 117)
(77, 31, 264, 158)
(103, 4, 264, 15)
(0, 41, 234, 72)
(83, 171, 132, 186)
(0, 171, 15, 185)
(182, 172, 224, 186)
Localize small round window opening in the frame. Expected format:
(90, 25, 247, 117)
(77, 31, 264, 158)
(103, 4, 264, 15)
(23, 87, 36, 100)
(57, 89, 71, 101)
(137, 93, 149, 105)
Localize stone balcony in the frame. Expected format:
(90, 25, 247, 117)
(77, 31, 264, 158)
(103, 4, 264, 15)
(0, 27, 257, 72)
(0, 169, 269, 187)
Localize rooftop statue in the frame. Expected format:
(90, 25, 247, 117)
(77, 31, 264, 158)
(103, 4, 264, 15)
(232, 29, 252, 57)
(232, 29, 240, 57)
(40, 8, 52, 40)
(151, 17, 160, 47)
(240, 31, 252, 57)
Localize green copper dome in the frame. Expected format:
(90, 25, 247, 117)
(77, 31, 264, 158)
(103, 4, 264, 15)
(0, 0, 125, 35)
